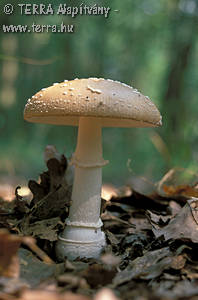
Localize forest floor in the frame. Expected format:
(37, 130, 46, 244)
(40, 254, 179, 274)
(1, 152, 198, 300)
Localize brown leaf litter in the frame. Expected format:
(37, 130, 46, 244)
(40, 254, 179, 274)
(1, 150, 198, 299)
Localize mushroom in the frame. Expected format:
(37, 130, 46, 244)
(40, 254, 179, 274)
(24, 78, 162, 260)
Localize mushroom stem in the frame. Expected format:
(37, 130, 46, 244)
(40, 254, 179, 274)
(70, 117, 107, 224)
(56, 117, 108, 260)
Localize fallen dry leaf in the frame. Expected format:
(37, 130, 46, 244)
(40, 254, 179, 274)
(151, 199, 198, 243)
(113, 247, 172, 286)
(19, 248, 63, 287)
(19, 217, 61, 241)
(0, 229, 22, 278)
(163, 184, 198, 198)
(82, 263, 116, 287)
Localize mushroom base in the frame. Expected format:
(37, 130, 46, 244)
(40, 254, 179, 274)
(55, 225, 106, 261)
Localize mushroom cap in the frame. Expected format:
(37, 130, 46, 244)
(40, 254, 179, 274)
(24, 78, 162, 128)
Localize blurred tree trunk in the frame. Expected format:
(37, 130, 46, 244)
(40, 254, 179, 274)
(161, 0, 197, 148)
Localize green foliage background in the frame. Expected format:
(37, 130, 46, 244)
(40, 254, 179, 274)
(0, 0, 198, 185)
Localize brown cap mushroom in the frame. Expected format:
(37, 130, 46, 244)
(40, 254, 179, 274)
(24, 78, 162, 261)
(24, 78, 161, 128)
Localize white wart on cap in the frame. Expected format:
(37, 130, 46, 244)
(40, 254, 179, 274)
(24, 78, 162, 128)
